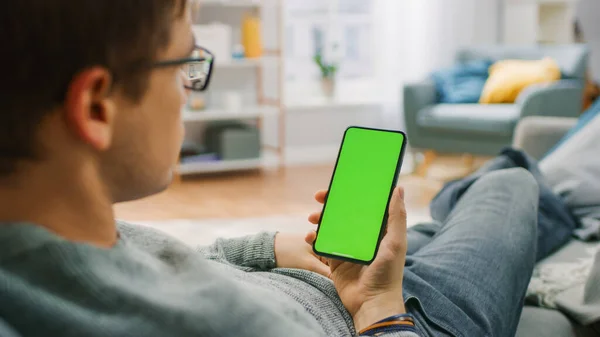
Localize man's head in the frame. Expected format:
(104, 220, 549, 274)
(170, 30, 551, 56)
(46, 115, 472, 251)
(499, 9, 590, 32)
(0, 0, 193, 203)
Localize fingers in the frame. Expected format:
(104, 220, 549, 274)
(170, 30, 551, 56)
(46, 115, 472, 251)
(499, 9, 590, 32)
(309, 190, 326, 226)
(328, 259, 343, 273)
(317, 255, 330, 266)
(309, 190, 326, 225)
(308, 212, 322, 224)
(310, 261, 331, 277)
(305, 230, 317, 245)
(305, 231, 330, 266)
(386, 186, 408, 238)
(314, 190, 328, 204)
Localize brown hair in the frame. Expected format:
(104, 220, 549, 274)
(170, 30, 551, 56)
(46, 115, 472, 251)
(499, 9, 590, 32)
(0, 0, 187, 175)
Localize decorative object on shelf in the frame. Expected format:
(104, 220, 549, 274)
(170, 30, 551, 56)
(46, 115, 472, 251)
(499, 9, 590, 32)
(187, 92, 208, 111)
(203, 122, 261, 161)
(219, 127, 261, 160)
(232, 43, 246, 59)
(314, 48, 338, 98)
(320, 77, 336, 98)
(241, 11, 263, 58)
(180, 141, 218, 164)
(223, 91, 243, 112)
(192, 23, 232, 64)
(180, 141, 206, 157)
(180, 153, 219, 164)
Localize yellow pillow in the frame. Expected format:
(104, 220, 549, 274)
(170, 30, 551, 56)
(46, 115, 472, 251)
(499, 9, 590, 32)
(479, 57, 561, 104)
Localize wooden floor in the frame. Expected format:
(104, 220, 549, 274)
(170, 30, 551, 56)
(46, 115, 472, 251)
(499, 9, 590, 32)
(114, 165, 446, 222)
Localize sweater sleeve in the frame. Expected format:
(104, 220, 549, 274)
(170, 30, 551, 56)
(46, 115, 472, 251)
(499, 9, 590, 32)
(117, 222, 277, 271)
(197, 232, 277, 270)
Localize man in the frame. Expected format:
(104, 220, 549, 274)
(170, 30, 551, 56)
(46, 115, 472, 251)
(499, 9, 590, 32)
(0, 1, 541, 336)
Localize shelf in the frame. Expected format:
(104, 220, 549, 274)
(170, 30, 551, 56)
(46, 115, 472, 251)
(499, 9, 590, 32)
(183, 105, 277, 122)
(215, 58, 262, 68)
(505, 0, 576, 3)
(178, 158, 262, 175)
(185, 0, 283, 176)
(520, 0, 577, 3)
(198, 0, 261, 7)
(284, 94, 381, 110)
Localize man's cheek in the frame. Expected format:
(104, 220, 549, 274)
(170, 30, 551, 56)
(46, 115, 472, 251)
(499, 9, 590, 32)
(178, 71, 191, 104)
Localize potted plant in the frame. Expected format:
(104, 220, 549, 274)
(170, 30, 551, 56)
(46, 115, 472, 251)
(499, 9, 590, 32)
(314, 50, 338, 98)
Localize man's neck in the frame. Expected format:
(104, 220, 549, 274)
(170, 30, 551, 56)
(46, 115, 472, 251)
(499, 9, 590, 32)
(0, 163, 117, 248)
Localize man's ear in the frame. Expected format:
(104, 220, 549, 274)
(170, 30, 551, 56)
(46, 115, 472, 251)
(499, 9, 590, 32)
(64, 67, 116, 151)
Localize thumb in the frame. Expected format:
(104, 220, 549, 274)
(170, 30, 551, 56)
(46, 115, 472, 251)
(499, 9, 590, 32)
(386, 186, 407, 237)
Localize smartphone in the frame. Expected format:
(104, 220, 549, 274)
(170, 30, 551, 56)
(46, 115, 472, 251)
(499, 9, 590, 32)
(313, 126, 407, 265)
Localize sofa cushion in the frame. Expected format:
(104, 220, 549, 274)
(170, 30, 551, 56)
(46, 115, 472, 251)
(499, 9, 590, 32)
(479, 58, 561, 104)
(519, 240, 600, 337)
(430, 59, 492, 104)
(516, 307, 577, 337)
(416, 104, 521, 136)
(517, 307, 599, 337)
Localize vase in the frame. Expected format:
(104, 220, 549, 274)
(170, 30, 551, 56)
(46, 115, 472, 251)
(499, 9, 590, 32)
(321, 77, 336, 98)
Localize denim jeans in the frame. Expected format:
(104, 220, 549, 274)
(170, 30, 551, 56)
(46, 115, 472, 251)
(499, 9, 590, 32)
(402, 168, 539, 337)
(430, 148, 578, 260)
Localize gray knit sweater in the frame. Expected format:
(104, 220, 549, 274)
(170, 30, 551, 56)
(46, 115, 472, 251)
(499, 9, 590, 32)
(0, 222, 419, 337)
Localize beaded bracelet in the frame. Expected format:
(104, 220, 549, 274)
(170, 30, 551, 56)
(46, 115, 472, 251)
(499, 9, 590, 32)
(359, 314, 416, 336)
(374, 314, 415, 324)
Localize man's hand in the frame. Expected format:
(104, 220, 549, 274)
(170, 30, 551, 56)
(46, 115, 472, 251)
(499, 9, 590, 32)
(306, 187, 408, 332)
(274, 233, 330, 276)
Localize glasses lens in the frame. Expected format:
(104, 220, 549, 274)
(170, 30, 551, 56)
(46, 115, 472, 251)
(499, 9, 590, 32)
(183, 48, 212, 91)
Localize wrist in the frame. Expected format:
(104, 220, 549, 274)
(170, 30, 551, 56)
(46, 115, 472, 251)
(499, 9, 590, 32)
(353, 294, 406, 332)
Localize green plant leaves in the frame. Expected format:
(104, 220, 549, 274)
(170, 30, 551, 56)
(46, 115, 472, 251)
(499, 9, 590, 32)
(314, 51, 338, 78)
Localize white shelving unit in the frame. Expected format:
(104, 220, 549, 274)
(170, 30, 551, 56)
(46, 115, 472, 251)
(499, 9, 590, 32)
(502, 0, 579, 45)
(178, 0, 285, 177)
(199, 0, 262, 7)
(285, 90, 380, 110)
(214, 58, 263, 68)
(182, 106, 278, 122)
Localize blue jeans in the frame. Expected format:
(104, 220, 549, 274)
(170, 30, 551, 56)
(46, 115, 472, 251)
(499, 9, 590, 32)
(403, 168, 539, 337)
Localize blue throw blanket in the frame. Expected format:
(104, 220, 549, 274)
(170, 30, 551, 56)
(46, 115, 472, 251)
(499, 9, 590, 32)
(430, 148, 579, 261)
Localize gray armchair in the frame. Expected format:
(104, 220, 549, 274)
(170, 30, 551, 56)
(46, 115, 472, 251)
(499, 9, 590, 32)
(404, 44, 589, 156)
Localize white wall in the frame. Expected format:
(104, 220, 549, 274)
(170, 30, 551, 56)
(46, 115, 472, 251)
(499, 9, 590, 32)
(278, 0, 502, 166)
(502, 0, 578, 45)
(281, 106, 384, 165)
(398, 0, 500, 82)
(577, 0, 600, 82)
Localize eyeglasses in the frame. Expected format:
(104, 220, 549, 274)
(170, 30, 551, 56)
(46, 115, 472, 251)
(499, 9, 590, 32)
(153, 46, 215, 92)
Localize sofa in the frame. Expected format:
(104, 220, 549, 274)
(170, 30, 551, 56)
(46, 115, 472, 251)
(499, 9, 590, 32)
(404, 45, 589, 156)
(513, 116, 600, 337)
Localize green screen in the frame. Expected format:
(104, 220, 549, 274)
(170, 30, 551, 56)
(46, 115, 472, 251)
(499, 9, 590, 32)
(314, 127, 405, 263)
